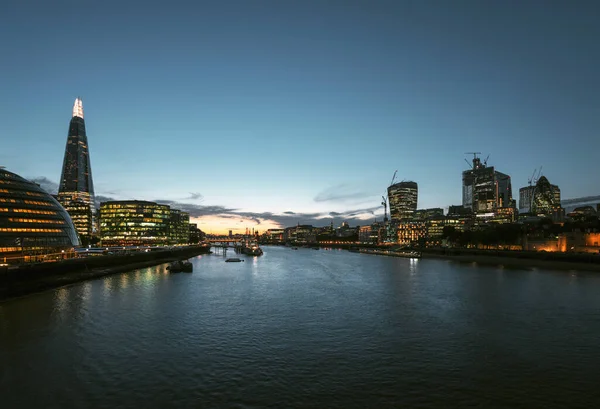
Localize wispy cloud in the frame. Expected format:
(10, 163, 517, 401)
(35, 176, 383, 231)
(314, 183, 378, 203)
(183, 192, 203, 201)
(29, 176, 59, 195)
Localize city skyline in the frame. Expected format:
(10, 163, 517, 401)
(2, 1, 599, 234)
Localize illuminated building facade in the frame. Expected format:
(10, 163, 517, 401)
(0, 168, 80, 262)
(388, 181, 418, 222)
(413, 208, 444, 221)
(169, 209, 190, 244)
(57, 98, 96, 238)
(397, 221, 426, 246)
(519, 176, 561, 217)
(462, 155, 513, 219)
(264, 229, 285, 243)
(99, 201, 170, 246)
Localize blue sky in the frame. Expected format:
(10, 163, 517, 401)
(1, 0, 599, 232)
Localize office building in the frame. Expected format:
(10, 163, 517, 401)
(189, 223, 204, 244)
(413, 208, 444, 221)
(99, 200, 170, 246)
(169, 209, 190, 244)
(462, 155, 513, 219)
(397, 221, 426, 246)
(0, 168, 80, 262)
(519, 176, 561, 216)
(57, 98, 96, 238)
(388, 181, 418, 222)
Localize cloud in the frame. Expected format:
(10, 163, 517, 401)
(95, 195, 116, 207)
(184, 192, 203, 201)
(32, 176, 383, 231)
(29, 177, 59, 195)
(314, 183, 378, 203)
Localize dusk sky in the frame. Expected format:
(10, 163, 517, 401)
(1, 0, 599, 233)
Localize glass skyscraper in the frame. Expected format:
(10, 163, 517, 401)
(57, 98, 96, 238)
(462, 156, 513, 218)
(387, 181, 418, 222)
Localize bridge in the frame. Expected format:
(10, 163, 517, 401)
(561, 195, 600, 212)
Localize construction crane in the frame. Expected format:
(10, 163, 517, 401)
(528, 166, 543, 186)
(527, 168, 537, 186)
(465, 152, 481, 160)
(464, 152, 482, 169)
(389, 170, 398, 187)
(483, 154, 490, 166)
(381, 196, 388, 223)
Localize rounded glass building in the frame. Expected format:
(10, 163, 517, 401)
(0, 168, 80, 263)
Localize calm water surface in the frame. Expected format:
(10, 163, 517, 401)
(2, 246, 600, 408)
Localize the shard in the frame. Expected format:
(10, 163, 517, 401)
(57, 98, 96, 237)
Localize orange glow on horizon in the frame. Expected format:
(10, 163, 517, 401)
(190, 215, 282, 235)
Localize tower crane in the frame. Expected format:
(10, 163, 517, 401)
(381, 196, 388, 223)
(389, 170, 398, 187)
(527, 168, 537, 186)
(465, 152, 481, 160)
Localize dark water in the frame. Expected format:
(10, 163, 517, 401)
(2, 246, 600, 408)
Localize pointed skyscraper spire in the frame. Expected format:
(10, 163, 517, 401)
(59, 97, 95, 237)
(72, 97, 84, 119)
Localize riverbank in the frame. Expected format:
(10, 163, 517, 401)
(419, 249, 600, 272)
(0, 245, 211, 302)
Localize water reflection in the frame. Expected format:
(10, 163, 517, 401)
(2, 249, 600, 409)
(409, 257, 419, 275)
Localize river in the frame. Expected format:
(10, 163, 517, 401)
(1, 246, 600, 408)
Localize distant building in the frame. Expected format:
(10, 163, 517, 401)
(189, 223, 204, 244)
(397, 221, 426, 246)
(359, 222, 384, 244)
(99, 200, 171, 246)
(519, 176, 561, 215)
(462, 155, 513, 219)
(448, 205, 474, 230)
(57, 98, 96, 238)
(285, 224, 316, 243)
(567, 206, 597, 221)
(388, 181, 418, 222)
(169, 209, 190, 244)
(0, 168, 80, 262)
(413, 208, 444, 221)
(264, 228, 285, 243)
(336, 221, 357, 238)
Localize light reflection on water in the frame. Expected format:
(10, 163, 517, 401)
(1, 247, 600, 409)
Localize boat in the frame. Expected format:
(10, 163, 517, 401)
(225, 258, 244, 262)
(291, 247, 298, 250)
(167, 259, 193, 272)
(239, 240, 264, 256)
(358, 248, 422, 259)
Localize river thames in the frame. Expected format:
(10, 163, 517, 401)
(1, 246, 600, 408)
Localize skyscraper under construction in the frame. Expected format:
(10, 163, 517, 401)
(57, 98, 96, 238)
(462, 154, 514, 221)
